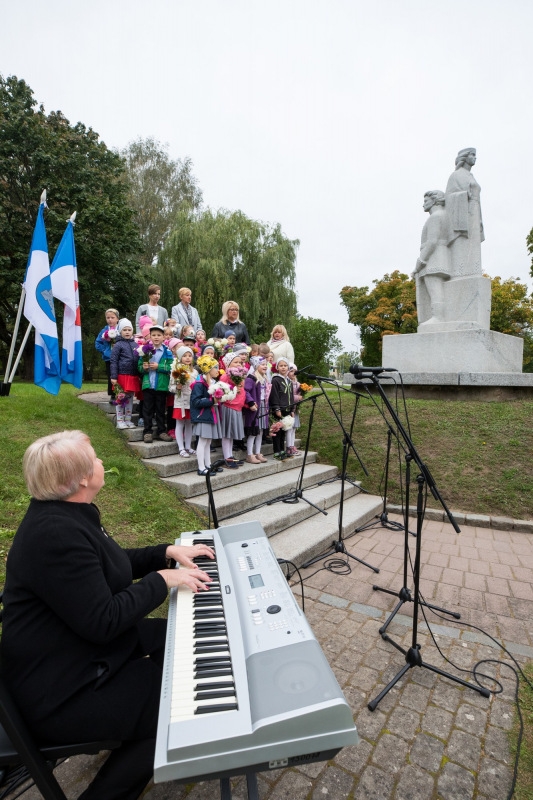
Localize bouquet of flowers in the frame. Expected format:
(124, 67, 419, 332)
(111, 382, 128, 407)
(280, 415, 295, 431)
(269, 420, 283, 436)
(227, 365, 248, 387)
(298, 382, 313, 397)
(136, 340, 156, 362)
(103, 328, 119, 346)
(208, 381, 238, 404)
(171, 362, 193, 391)
(269, 415, 294, 435)
(207, 337, 227, 357)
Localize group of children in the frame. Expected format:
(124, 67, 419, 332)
(95, 309, 304, 475)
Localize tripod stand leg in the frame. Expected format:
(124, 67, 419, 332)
(368, 662, 411, 711)
(422, 661, 490, 697)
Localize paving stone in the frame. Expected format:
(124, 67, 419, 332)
(310, 764, 354, 799)
(399, 683, 430, 714)
(371, 733, 409, 773)
(431, 681, 464, 713)
(268, 770, 313, 800)
(334, 740, 372, 774)
(409, 732, 444, 772)
(483, 725, 511, 764)
(437, 761, 475, 800)
(454, 702, 488, 735)
(477, 756, 513, 799)
(355, 708, 387, 742)
(421, 705, 454, 740)
(393, 764, 435, 800)
(353, 765, 395, 800)
(445, 728, 481, 771)
(489, 701, 514, 730)
(386, 707, 421, 740)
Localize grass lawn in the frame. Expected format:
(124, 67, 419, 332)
(298, 388, 533, 519)
(0, 382, 203, 591)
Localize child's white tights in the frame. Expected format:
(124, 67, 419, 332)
(286, 428, 296, 448)
(247, 433, 262, 456)
(222, 438, 234, 460)
(196, 437, 212, 471)
(176, 418, 192, 452)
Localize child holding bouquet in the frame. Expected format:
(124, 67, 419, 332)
(269, 357, 295, 460)
(169, 345, 198, 457)
(138, 325, 173, 444)
(191, 356, 227, 476)
(109, 318, 141, 429)
(95, 308, 120, 400)
(219, 352, 247, 469)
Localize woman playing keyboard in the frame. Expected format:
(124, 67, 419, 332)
(1, 430, 214, 800)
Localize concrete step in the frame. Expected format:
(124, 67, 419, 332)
(269, 492, 384, 566)
(141, 442, 282, 478)
(186, 462, 339, 516)
(212, 478, 361, 538)
(162, 452, 319, 498)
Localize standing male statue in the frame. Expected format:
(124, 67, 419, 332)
(413, 190, 450, 325)
(445, 147, 484, 277)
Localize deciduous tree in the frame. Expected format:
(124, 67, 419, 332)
(120, 137, 202, 267)
(289, 316, 342, 378)
(0, 75, 144, 378)
(340, 271, 417, 365)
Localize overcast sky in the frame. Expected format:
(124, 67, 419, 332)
(2, 1, 533, 353)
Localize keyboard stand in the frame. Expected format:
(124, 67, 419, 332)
(220, 771, 259, 799)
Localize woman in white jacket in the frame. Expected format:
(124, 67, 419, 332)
(267, 324, 294, 364)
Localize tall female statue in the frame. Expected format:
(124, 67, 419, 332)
(445, 147, 484, 277)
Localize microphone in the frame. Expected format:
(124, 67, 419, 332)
(348, 365, 398, 377)
(294, 364, 313, 375)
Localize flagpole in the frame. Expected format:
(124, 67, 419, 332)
(2, 286, 26, 386)
(8, 323, 33, 383)
(0, 190, 48, 397)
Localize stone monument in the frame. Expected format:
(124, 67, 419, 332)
(382, 148, 525, 379)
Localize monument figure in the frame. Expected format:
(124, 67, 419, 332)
(413, 190, 450, 325)
(445, 147, 484, 277)
(381, 146, 526, 376)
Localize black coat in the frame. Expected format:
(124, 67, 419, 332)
(269, 374, 294, 416)
(211, 320, 250, 344)
(1, 500, 169, 724)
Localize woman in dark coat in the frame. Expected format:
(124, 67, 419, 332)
(1, 430, 214, 800)
(211, 300, 250, 344)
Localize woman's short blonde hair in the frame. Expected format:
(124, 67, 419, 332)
(221, 301, 240, 324)
(271, 324, 290, 342)
(179, 287, 192, 299)
(23, 430, 95, 501)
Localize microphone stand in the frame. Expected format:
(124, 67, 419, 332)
(300, 374, 379, 573)
(353, 371, 490, 711)
(265, 393, 327, 514)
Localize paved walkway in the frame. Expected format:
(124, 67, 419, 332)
(7, 515, 532, 799)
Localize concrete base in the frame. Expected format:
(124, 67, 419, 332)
(417, 275, 491, 332)
(382, 329, 523, 373)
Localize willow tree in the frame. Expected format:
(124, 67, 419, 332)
(157, 208, 298, 339)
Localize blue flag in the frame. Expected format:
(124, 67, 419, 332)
(50, 216, 83, 388)
(23, 202, 61, 395)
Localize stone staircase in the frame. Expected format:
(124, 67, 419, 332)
(83, 394, 383, 565)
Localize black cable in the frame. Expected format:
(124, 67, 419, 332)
(277, 558, 305, 612)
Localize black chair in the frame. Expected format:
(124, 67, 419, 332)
(0, 597, 121, 799)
